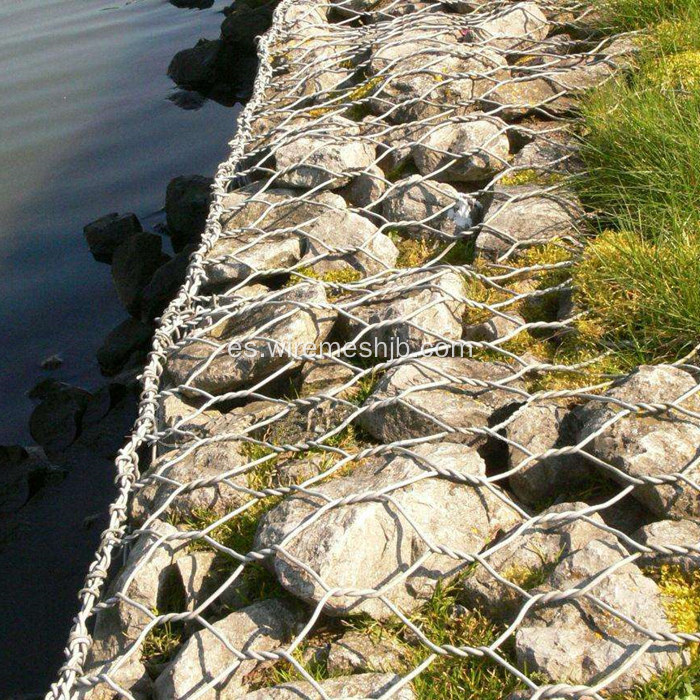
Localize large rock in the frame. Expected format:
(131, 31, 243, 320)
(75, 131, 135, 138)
(358, 356, 524, 446)
(165, 175, 213, 252)
(129, 439, 249, 525)
(300, 207, 399, 276)
(368, 45, 509, 124)
(579, 365, 700, 519)
(168, 38, 223, 88)
(255, 443, 522, 618)
(327, 631, 405, 675)
(204, 185, 322, 286)
(412, 118, 510, 183)
(337, 163, 387, 210)
(79, 654, 151, 700)
(154, 599, 302, 700)
(476, 185, 581, 258)
(221, 2, 273, 54)
(111, 232, 168, 316)
(463, 502, 612, 621)
(83, 213, 142, 264)
(338, 269, 466, 355)
(240, 673, 415, 699)
(274, 117, 376, 190)
(164, 283, 337, 395)
(29, 384, 91, 453)
(140, 245, 196, 322)
(633, 519, 700, 573)
(96, 318, 152, 376)
(506, 402, 592, 507)
(206, 184, 392, 286)
(91, 520, 185, 665)
(510, 124, 582, 174)
(515, 538, 688, 692)
(473, 2, 549, 51)
(482, 73, 566, 120)
(381, 175, 480, 239)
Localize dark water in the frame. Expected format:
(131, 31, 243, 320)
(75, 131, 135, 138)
(0, 0, 242, 446)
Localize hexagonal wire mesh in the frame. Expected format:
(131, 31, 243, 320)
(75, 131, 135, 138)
(49, 0, 700, 698)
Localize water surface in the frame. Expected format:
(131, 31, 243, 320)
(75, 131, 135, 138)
(0, 0, 242, 444)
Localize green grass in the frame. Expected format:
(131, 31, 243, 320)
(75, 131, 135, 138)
(597, 0, 700, 36)
(571, 0, 700, 361)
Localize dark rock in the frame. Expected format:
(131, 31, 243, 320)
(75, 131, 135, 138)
(1, 446, 59, 515)
(27, 378, 65, 402)
(96, 318, 153, 376)
(165, 175, 212, 251)
(167, 38, 223, 89)
(83, 213, 142, 264)
(111, 232, 168, 316)
(40, 354, 63, 370)
(29, 384, 91, 453)
(140, 245, 196, 322)
(82, 384, 129, 427)
(221, 4, 274, 54)
(169, 0, 214, 8)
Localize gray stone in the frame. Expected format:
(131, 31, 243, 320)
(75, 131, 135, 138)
(156, 392, 219, 441)
(412, 118, 510, 183)
(381, 175, 480, 239)
(300, 207, 399, 276)
(29, 384, 91, 453)
(339, 269, 466, 355)
(477, 185, 581, 258)
(165, 175, 213, 252)
(369, 45, 509, 124)
(463, 311, 526, 343)
(368, 15, 461, 75)
(338, 164, 387, 209)
(300, 359, 357, 397)
(129, 440, 249, 526)
(511, 126, 582, 174)
(96, 318, 152, 376)
(579, 365, 700, 519)
(358, 356, 524, 446)
(473, 2, 549, 51)
(482, 74, 565, 120)
(174, 551, 220, 613)
(634, 519, 700, 573)
(506, 402, 592, 507)
(255, 443, 522, 618)
(83, 213, 142, 264)
(371, 120, 428, 176)
(327, 631, 404, 674)
(240, 673, 414, 699)
(79, 655, 151, 700)
(154, 599, 302, 700)
(463, 502, 612, 621)
(274, 117, 376, 190)
(91, 520, 185, 662)
(204, 187, 343, 286)
(271, 452, 335, 489)
(164, 283, 337, 395)
(515, 538, 688, 691)
(111, 232, 168, 316)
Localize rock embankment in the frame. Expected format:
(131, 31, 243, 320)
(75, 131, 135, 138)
(54, 0, 700, 699)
